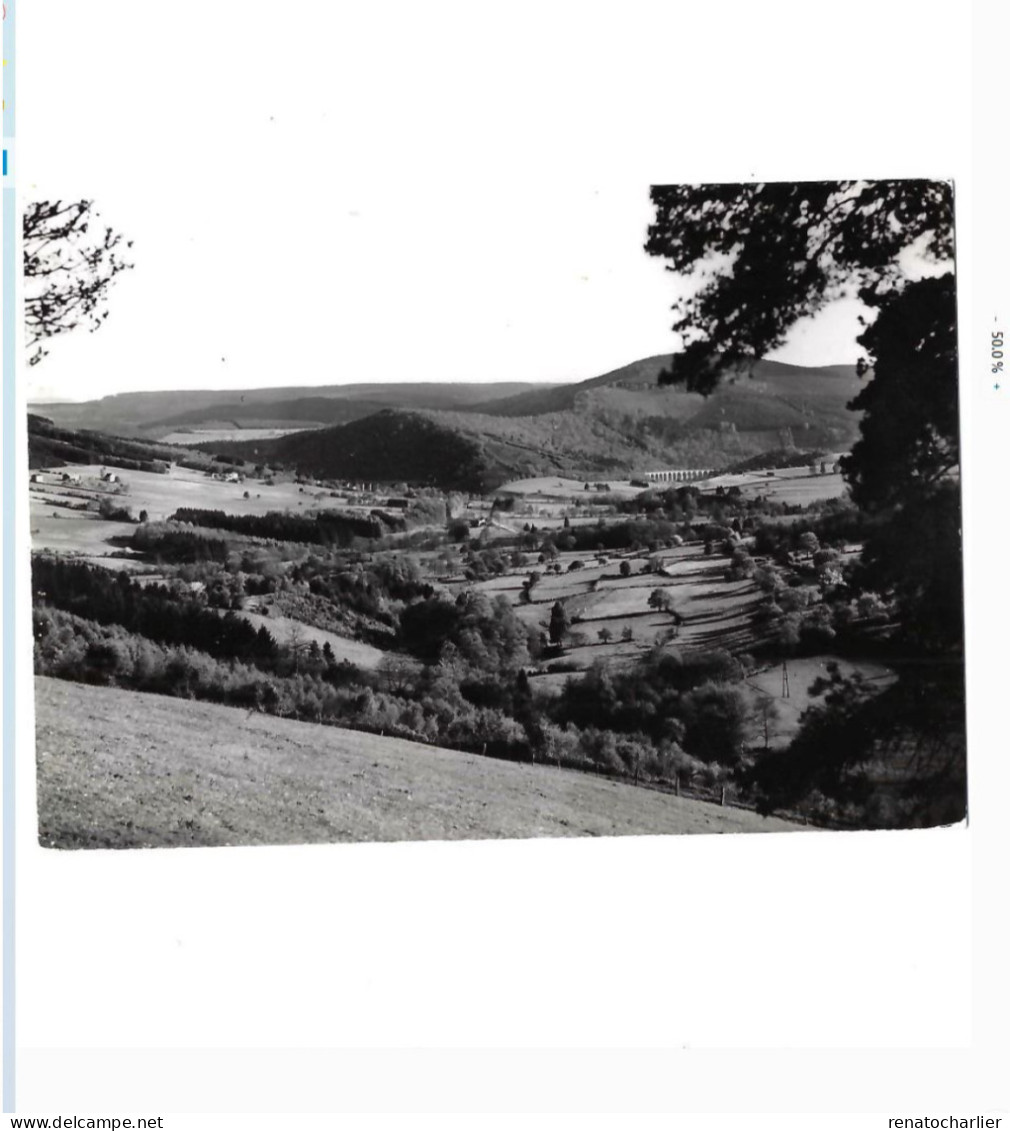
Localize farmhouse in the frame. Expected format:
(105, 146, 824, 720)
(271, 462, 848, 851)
(30, 471, 71, 487)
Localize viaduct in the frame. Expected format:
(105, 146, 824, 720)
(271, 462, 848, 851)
(642, 468, 717, 484)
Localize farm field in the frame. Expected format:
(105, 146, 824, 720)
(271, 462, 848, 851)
(28, 461, 366, 564)
(234, 607, 406, 672)
(34, 677, 799, 848)
(31, 462, 317, 524)
(498, 476, 647, 499)
(158, 427, 316, 445)
(499, 468, 847, 509)
(29, 507, 147, 566)
(704, 468, 849, 505)
(475, 543, 771, 677)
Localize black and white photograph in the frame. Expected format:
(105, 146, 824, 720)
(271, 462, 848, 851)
(26, 177, 965, 847)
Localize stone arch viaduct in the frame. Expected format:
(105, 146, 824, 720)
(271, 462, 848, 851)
(642, 468, 717, 484)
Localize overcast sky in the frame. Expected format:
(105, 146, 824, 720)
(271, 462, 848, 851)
(19, 3, 929, 403)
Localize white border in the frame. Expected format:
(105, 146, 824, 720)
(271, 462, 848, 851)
(6, 0, 1006, 1116)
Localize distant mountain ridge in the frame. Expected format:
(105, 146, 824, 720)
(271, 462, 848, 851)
(150, 396, 391, 431)
(474, 355, 861, 417)
(31, 381, 555, 435)
(203, 354, 865, 492)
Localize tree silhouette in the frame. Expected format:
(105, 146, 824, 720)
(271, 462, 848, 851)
(548, 601, 569, 645)
(645, 179, 964, 825)
(23, 200, 134, 367)
(644, 179, 953, 394)
(648, 587, 675, 613)
(845, 275, 959, 513)
(846, 272, 963, 659)
(751, 695, 780, 752)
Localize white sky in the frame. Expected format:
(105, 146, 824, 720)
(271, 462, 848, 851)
(18, 3, 926, 402)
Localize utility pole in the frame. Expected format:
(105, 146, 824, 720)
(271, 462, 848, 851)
(781, 660, 791, 699)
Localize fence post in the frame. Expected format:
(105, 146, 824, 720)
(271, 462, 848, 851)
(720, 785, 727, 806)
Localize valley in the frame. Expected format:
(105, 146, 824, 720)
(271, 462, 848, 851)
(29, 348, 945, 842)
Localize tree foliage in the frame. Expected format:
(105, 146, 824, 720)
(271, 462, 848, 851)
(32, 557, 279, 670)
(648, 588, 678, 618)
(23, 200, 134, 366)
(750, 663, 966, 828)
(173, 507, 393, 545)
(548, 600, 569, 645)
(646, 178, 964, 826)
(644, 179, 953, 394)
(844, 274, 959, 511)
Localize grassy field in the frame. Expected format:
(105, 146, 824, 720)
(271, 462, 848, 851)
(503, 542, 892, 736)
(28, 461, 369, 570)
(234, 607, 405, 672)
(30, 462, 317, 529)
(500, 469, 848, 508)
(741, 656, 896, 749)
(476, 544, 770, 676)
(29, 506, 147, 566)
(34, 677, 799, 848)
(703, 468, 849, 505)
(158, 427, 315, 445)
(498, 476, 646, 499)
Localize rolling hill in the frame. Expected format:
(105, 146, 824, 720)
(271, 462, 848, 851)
(26, 412, 215, 472)
(30, 381, 554, 436)
(35, 676, 797, 848)
(206, 354, 864, 491)
(152, 396, 391, 433)
(474, 354, 861, 416)
(232, 410, 502, 492)
(474, 355, 686, 416)
(30, 353, 866, 492)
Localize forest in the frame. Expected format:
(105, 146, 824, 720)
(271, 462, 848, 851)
(171, 506, 398, 545)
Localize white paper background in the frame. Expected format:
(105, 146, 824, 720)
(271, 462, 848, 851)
(6, 0, 1008, 1116)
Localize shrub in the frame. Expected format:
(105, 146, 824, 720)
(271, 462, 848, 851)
(680, 682, 750, 765)
(97, 496, 134, 522)
(727, 548, 755, 580)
